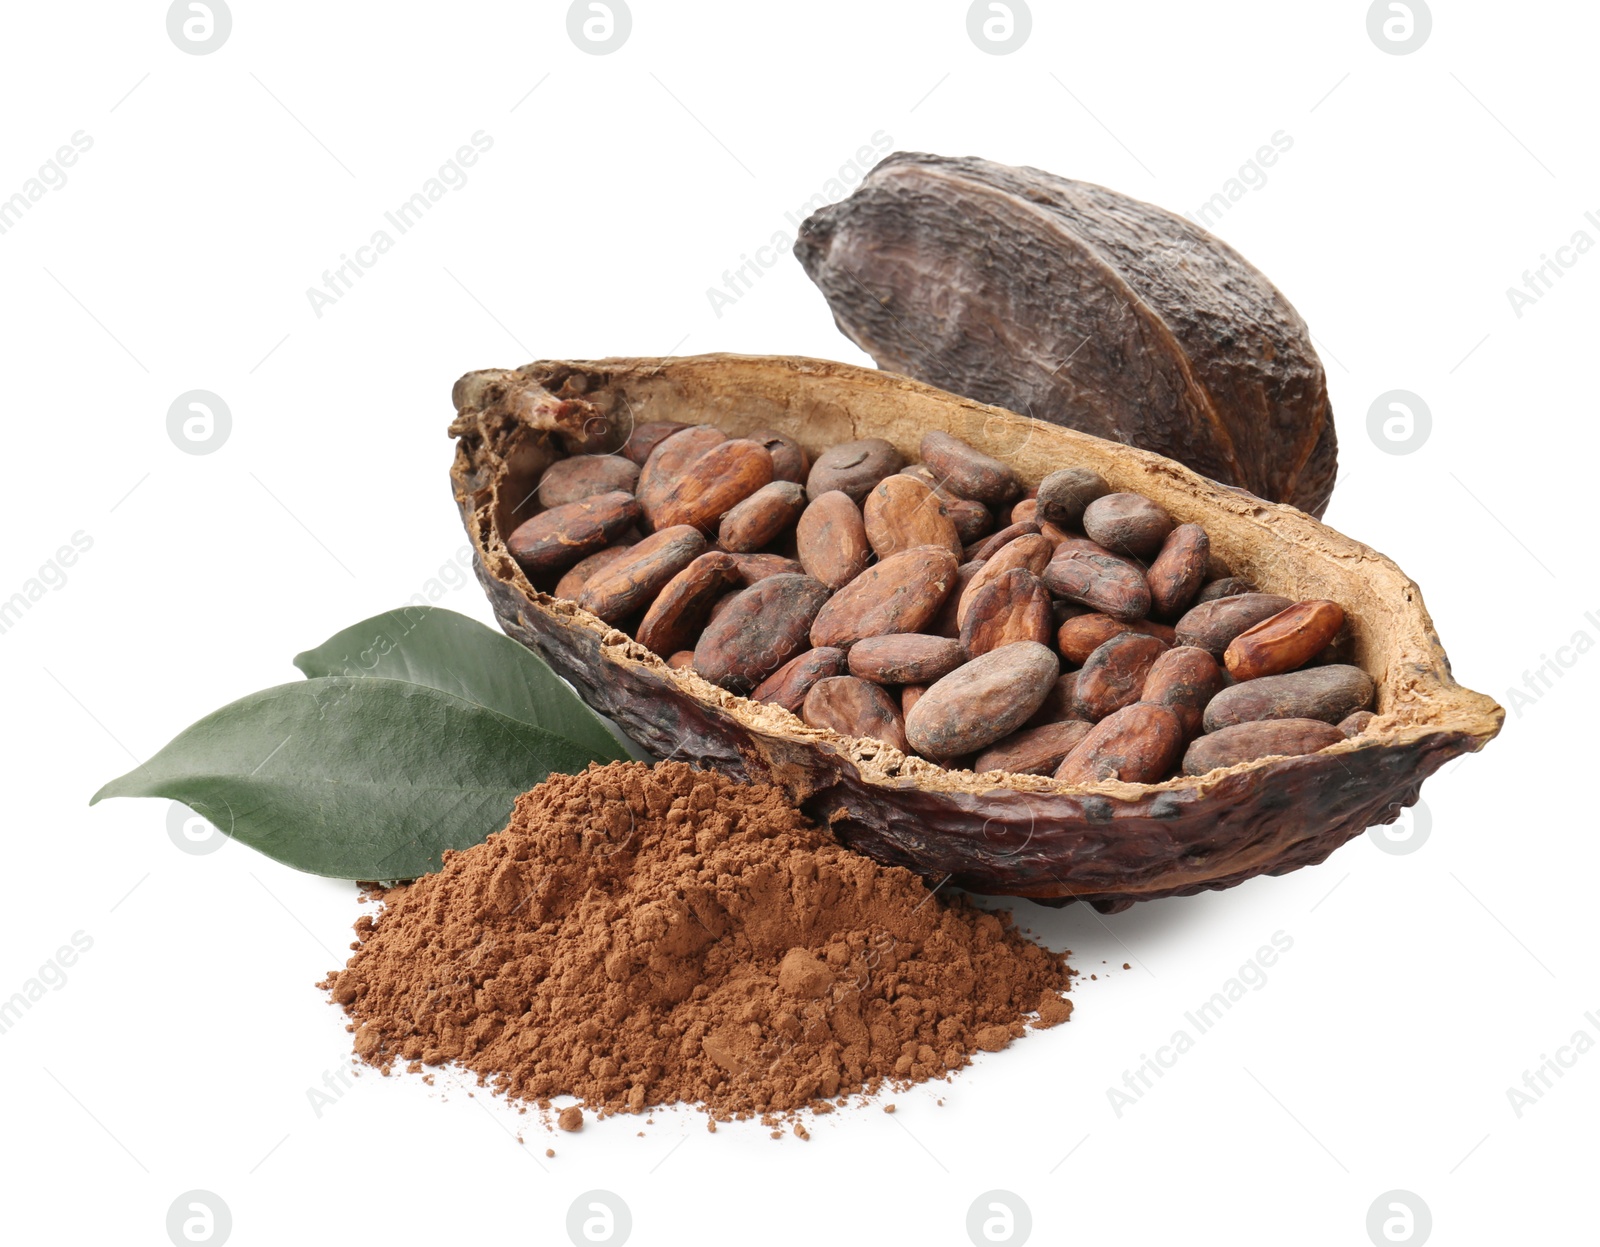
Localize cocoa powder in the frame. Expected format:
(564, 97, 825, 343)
(322, 761, 1073, 1124)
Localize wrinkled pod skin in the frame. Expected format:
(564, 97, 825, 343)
(450, 354, 1501, 911)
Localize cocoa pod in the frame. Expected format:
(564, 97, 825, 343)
(1024, 672, 1082, 728)
(1083, 493, 1175, 560)
(1142, 646, 1224, 739)
(745, 429, 809, 484)
(751, 646, 848, 714)
(553, 540, 637, 601)
(970, 520, 1042, 562)
(974, 720, 1093, 776)
(957, 533, 1054, 627)
(1035, 467, 1110, 529)
(635, 551, 742, 657)
(635, 425, 725, 526)
(1054, 703, 1184, 786)
(621, 421, 689, 466)
(863, 474, 962, 560)
(1146, 523, 1210, 619)
(1055, 613, 1174, 664)
(1196, 576, 1256, 603)
(1182, 719, 1345, 776)
(805, 438, 904, 503)
(900, 465, 993, 542)
(931, 561, 984, 639)
(1338, 710, 1376, 738)
(1203, 664, 1375, 732)
(536, 454, 640, 508)
(725, 552, 805, 585)
(1174, 593, 1294, 658)
(578, 525, 707, 624)
(717, 480, 806, 553)
(1073, 632, 1168, 721)
(846, 634, 965, 685)
(649, 438, 774, 533)
(919, 430, 1021, 505)
(1224, 599, 1346, 681)
(792, 151, 1338, 516)
(693, 574, 832, 692)
(507, 490, 642, 575)
(803, 676, 909, 752)
(1042, 547, 1151, 622)
(810, 546, 960, 649)
(795, 490, 872, 590)
(959, 568, 1054, 659)
(904, 641, 1059, 759)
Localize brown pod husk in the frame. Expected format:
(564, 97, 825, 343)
(794, 152, 1338, 516)
(449, 353, 1500, 909)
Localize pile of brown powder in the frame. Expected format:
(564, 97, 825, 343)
(322, 761, 1073, 1122)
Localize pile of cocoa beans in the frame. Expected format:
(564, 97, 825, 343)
(507, 423, 1375, 784)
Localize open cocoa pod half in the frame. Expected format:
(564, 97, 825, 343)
(449, 354, 1501, 912)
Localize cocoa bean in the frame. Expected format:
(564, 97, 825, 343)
(810, 546, 960, 649)
(745, 428, 809, 484)
(899, 465, 994, 542)
(1082, 492, 1175, 559)
(802, 676, 909, 753)
(635, 425, 725, 526)
(904, 641, 1059, 759)
(717, 480, 807, 553)
(507, 490, 642, 575)
(1147, 523, 1210, 619)
(794, 490, 872, 590)
(1011, 498, 1038, 524)
(970, 520, 1042, 562)
(536, 454, 641, 508)
(1073, 632, 1168, 721)
(649, 438, 774, 533)
(1142, 646, 1224, 738)
(931, 561, 984, 639)
(975, 720, 1093, 776)
(847, 634, 965, 685)
(635, 551, 742, 657)
(901, 685, 927, 716)
(1042, 547, 1151, 622)
(1024, 672, 1082, 728)
(724, 552, 805, 585)
(553, 540, 638, 601)
(960, 568, 1054, 659)
(1203, 664, 1375, 732)
(1035, 467, 1110, 529)
(577, 525, 707, 623)
(805, 438, 905, 503)
(1182, 719, 1345, 776)
(956, 533, 1054, 627)
(1196, 576, 1256, 603)
(666, 650, 695, 670)
(1055, 613, 1174, 664)
(621, 421, 689, 466)
(751, 646, 848, 714)
(1174, 593, 1294, 658)
(1224, 599, 1346, 681)
(693, 574, 832, 692)
(1338, 710, 1376, 738)
(863, 474, 962, 559)
(918, 430, 1022, 505)
(1054, 703, 1184, 785)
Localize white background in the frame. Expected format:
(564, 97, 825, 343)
(2, 2, 1594, 1244)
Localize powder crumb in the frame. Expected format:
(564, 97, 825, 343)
(1031, 992, 1074, 1029)
(406, 1061, 422, 1074)
(707, 1120, 717, 1133)
(883, 1104, 896, 1114)
(793, 1123, 810, 1141)
(321, 761, 1073, 1124)
(558, 1106, 584, 1133)
(1123, 963, 1131, 970)
(770, 1130, 783, 1139)
(545, 1148, 555, 1158)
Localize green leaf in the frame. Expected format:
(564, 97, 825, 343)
(292, 605, 632, 762)
(91, 678, 600, 879)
